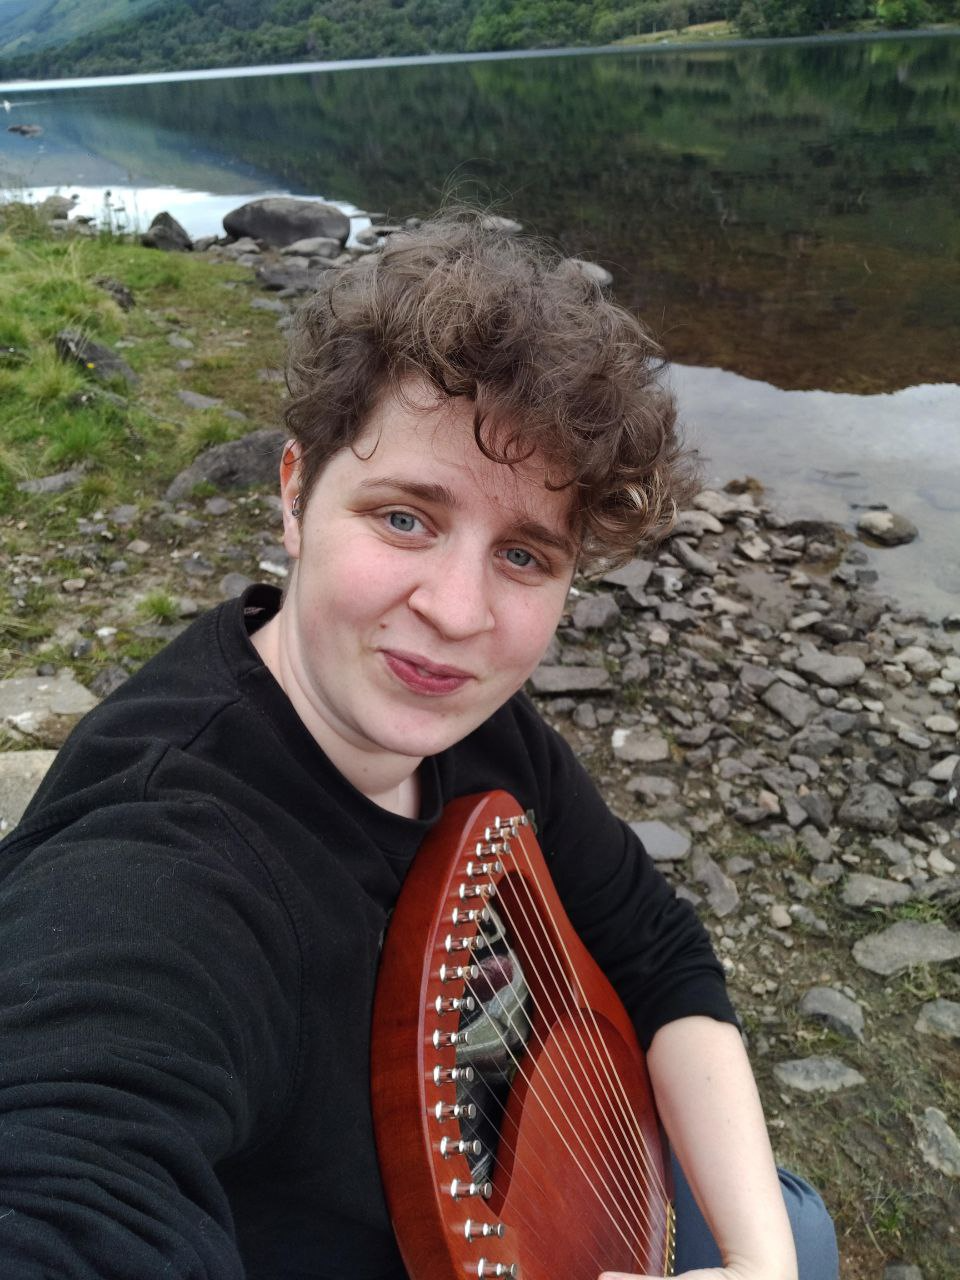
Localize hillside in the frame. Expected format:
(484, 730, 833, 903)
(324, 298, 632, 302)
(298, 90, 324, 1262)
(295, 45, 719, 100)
(1, 0, 958, 96)
(0, 0, 163, 58)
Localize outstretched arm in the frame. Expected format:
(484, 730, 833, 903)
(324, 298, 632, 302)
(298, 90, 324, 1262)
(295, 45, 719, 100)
(601, 1016, 797, 1280)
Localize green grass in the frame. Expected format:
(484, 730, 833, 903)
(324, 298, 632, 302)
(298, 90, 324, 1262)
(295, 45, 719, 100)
(137, 590, 180, 625)
(0, 210, 285, 522)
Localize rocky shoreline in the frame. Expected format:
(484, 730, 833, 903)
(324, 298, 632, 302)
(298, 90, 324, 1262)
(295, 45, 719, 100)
(2, 198, 959, 1279)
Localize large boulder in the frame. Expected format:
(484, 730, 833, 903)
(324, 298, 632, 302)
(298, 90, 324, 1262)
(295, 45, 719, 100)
(223, 199, 350, 249)
(141, 211, 193, 252)
(166, 428, 285, 502)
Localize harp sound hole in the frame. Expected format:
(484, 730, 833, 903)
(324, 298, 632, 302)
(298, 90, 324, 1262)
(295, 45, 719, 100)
(454, 899, 532, 1182)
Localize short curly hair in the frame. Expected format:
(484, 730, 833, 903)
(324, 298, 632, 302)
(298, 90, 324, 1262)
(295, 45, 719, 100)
(283, 211, 697, 565)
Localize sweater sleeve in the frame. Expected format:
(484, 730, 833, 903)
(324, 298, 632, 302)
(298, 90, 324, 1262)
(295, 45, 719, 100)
(509, 696, 737, 1048)
(0, 798, 302, 1279)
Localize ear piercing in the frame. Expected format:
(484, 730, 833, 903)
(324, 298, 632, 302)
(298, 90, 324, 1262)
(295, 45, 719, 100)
(291, 495, 303, 519)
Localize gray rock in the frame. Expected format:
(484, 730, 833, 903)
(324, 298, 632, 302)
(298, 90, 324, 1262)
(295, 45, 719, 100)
(281, 236, 341, 258)
(55, 329, 138, 387)
(88, 665, 128, 699)
(794, 648, 865, 689)
(627, 775, 679, 804)
(857, 510, 919, 546)
(141, 210, 192, 252)
(255, 263, 325, 294)
(529, 665, 611, 695)
(798, 791, 833, 833)
(165, 428, 285, 501)
(915, 1107, 960, 1177)
(17, 465, 87, 495)
(601, 559, 655, 593)
(611, 728, 670, 764)
(915, 999, 960, 1043)
(572, 593, 620, 631)
(177, 389, 224, 411)
(798, 825, 833, 863)
(0, 749, 58, 833)
(853, 921, 960, 976)
(739, 662, 778, 695)
(690, 850, 739, 917)
(671, 538, 718, 576)
(0, 673, 97, 745)
(672, 510, 724, 538)
(629, 821, 691, 862)
(223, 197, 349, 248)
(838, 783, 901, 834)
(799, 987, 865, 1040)
(694, 489, 754, 522)
(841, 873, 912, 908)
(773, 1056, 865, 1093)
(761, 682, 818, 730)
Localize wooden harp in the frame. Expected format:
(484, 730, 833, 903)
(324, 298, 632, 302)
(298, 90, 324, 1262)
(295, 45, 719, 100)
(372, 790, 675, 1280)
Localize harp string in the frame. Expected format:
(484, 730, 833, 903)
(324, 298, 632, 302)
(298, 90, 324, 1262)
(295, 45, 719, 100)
(455, 857, 668, 1253)
(503, 831, 672, 1214)
(441, 1049, 637, 1277)
(471, 855, 669, 1245)
(459, 962, 658, 1266)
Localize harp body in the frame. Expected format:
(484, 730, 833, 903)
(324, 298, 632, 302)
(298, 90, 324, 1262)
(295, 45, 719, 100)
(372, 791, 674, 1280)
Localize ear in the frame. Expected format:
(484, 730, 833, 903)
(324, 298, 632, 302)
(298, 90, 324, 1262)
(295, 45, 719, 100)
(280, 439, 303, 559)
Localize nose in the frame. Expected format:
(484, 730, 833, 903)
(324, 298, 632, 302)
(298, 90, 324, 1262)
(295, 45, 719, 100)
(407, 545, 496, 640)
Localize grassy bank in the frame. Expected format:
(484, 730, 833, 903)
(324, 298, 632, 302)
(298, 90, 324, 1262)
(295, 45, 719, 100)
(0, 206, 287, 678)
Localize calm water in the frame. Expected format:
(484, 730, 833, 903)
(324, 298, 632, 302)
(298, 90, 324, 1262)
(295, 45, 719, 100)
(2, 37, 958, 613)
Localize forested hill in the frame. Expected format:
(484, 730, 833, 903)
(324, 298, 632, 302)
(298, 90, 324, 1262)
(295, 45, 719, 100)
(1, 0, 957, 80)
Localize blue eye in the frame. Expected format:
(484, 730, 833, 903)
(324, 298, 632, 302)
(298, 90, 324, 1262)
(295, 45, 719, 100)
(388, 511, 418, 533)
(504, 547, 534, 567)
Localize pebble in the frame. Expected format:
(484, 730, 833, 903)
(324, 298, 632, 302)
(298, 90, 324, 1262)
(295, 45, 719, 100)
(794, 648, 865, 689)
(611, 728, 670, 764)
(530, 666, 611, 694)
(773, 1056, 865, 1093)
(856, 509, 919, 546)
(629, 821, 691, 862)
(915, 1107, 960, 1177)
(924, 714, 958, 735)
(914, 999, 960, 1043)
(573, 593, 620, 631)
(841, 873, 912, 908)
(761, 682, 818, 730)
(837, 783, 901, 835)
(799, 986, 865, 1040)
(852, 921, 960, 976)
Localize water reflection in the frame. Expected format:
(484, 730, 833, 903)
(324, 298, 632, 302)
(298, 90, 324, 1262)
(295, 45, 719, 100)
(675, 365, 960, 617)
(2, 36, 957, 394)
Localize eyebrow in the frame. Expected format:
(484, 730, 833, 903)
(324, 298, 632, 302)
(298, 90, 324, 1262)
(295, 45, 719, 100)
(355, 476, 578, 559)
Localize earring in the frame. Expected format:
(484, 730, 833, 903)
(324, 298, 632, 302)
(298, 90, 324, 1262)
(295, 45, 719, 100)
(291, 495, 302, 520)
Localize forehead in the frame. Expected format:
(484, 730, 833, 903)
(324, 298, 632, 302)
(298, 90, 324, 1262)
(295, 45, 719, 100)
(342, 383, 576, 536)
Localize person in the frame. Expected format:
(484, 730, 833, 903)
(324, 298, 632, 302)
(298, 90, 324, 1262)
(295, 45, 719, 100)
(0, 212, 838, 1280)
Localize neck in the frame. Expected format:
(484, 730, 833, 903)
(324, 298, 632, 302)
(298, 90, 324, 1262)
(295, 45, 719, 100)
(251, 614, 423, 817)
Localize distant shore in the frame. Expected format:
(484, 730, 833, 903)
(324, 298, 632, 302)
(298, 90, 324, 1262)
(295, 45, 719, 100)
(1, 25, 957, 94)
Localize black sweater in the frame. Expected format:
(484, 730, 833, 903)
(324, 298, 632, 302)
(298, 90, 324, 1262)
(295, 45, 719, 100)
(0, 586, 734, 1279)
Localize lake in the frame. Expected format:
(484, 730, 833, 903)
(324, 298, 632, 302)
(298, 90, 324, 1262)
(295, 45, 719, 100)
(2, 36, 958, 614)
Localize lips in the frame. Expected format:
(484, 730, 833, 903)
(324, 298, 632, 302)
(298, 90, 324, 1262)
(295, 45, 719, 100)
(382, 649, 474, 696)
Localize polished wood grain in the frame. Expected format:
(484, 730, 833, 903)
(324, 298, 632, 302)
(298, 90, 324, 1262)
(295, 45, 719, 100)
(372, 791, 673, 1280)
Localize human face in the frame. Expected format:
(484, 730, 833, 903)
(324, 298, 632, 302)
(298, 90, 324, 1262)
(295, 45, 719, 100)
(273, 385, 577, 784)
